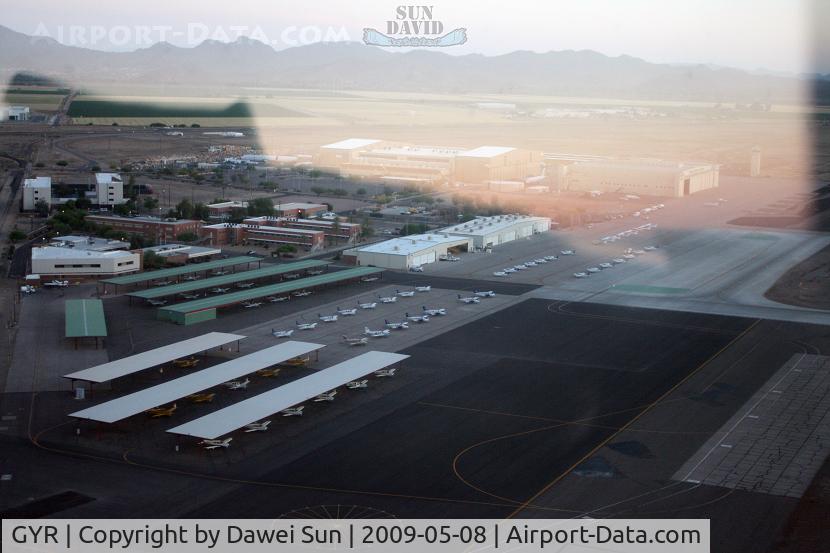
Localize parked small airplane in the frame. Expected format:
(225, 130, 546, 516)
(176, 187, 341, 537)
(318, 313, 338, 323)
(378, 294, 397, 303)
(187, 393, 215, 403)
(599, 262, 613, 269)
(396, 289, 416, 297)
(153, 280, 172, 286)
(43, 279, 69, 287)
(361, 276, 380, 282)
(358, 301, 377, 310)
(410, 265, 424, 272)
(364, 326, 391, 338)
(283, 273, 301, 280)
(281, 406, 305, 417)
(146, 299, 168, 306)
(533, 258, 548, 264)
(282, 356, 309, 367)
(544, 255, 558, 261)
(343, 335, 369, 346)
(612, 258, 626, 264)
(405, 312, 430, 323)
(272, 328, 294, 338)
(236, 282, 255, 289)
(212, 270, 229, 276)
(415, 285, 431, 292)
(307, 269, 324, 276)
(244, 421, 271, 432)
(644, 245, 658, 251)
(182, 274, 199, 281)
(561, 250, 575, 255)
(180, 292, 201, 300)
(146, 403, 177, 418)
(296, 321, 318, 330)
(172, 357, 199, 368)
(422, 306, 447, 316)
(242, 301, 262, 308)
(586, 267, 601, 273)
(525, 261, 537, 267)
(474, 290, 496, 297)
(374, 367, 397, 377)
(199, 438, 232, 450)
(347, 380, 369, 389)
(458, 295, 481, 304)
(267, 295, 289, 303)
(314, 391, 337, 402)
(293, 290, 312, 297)
(20, 285, 36, 294)
(493, 271, 508, 277)
(337, 306, 357, 316)
(385, 319, 409, 330)
(224, 378, 250, 390)
(210, 287, 230, 293)
(573, 272, 588, 278)
(513, 264, 528, 270)
(256, 367, 282, 377)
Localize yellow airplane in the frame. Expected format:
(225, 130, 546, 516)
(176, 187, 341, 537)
(257, 367, 282, 377)
(281, 356, 309, 368)
(187, 393, 216, 403)
(146, 403, 177, 418)
(172, 357, 199, 369)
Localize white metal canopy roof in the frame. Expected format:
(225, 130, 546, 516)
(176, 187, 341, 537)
(167, 351, 409, 440)
(69, 341, 325, 423)
(63, 332, 246, 384)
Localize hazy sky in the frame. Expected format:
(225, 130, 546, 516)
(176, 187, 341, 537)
(0, 0, 815, 73)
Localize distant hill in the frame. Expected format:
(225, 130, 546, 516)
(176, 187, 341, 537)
(0, 24, 808, 102)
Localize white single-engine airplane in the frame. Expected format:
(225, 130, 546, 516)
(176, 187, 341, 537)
(318, 313, 338, 323)
(242, 301, 262, 308)
(458, 295, 481, 304)
(244, 421, 271, 433)
(474, 290, 496, 297)
(236, 282, 254, 288)
(378, 294, 397, 303)
(210, 287, 230, 294)
(180, 292, 200, 300)
(314, 391, 337, 402)
(296, 321, 318, 330)
(293, 290, 312, 297)
(337, 306, 357, 316)
(281, 406, 304, 417)
(364, 326, 391, 338)
(224, 377, 250, 390)
(385, 319, 409, 330)
(415, 285, 431, 292)
(43, 279, 69, 288)
(361, 276, 380, 282)
(358, 301, 377, 310)
(374, 367, 397, 377)
(146, 299, 168, 306)
(199, 438, 233, 450)
(342, 335, 369, 346)
(182, 274, 199, 281)
(405, 312, 430, 323)
(347, 380, 369, 389)
(272, 328, 294, 338)
(153, 280, 172, 286)
(267, 295, 289, 303)
(422, 306, 447, 316)
(396, 289, 415, 297)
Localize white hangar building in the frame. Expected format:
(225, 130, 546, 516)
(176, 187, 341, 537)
(439, 214, 552, 250)
(345, 233, 472, 270)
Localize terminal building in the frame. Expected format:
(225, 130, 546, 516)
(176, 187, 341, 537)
(22, 173, 127, 211)
(30, 236, 140, 277)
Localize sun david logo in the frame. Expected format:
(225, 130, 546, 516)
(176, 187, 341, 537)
(363, 5, 467, 47)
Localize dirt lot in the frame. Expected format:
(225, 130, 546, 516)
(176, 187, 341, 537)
(765, 242, 830, 310)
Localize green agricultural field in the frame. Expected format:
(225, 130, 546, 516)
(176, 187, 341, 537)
(67, 99, 309, 119)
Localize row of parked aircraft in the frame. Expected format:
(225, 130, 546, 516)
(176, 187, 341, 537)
(195, 367, 400, 449)
(493, 252, 572, 277)
(573, 246, 658, 278)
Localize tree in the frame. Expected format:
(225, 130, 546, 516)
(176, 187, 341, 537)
(56, 160, 68, 167)
(360, 216, 374, 238)
(277, 244, 297, 257)
(34, 199, 50, 217)
(9, 229, 26, 242)
(310, 186, 325, 196)
(128, 234, 146, 249)
(143, 250, 165, 269)
(176, 232, 198, 242)
(143, 197, 159, 211)
(192, 202, 210, 220)
(175, 198, 194, 219)
(247, 197, 274, 217)
(113, 203, 131, 216)
(356, 188, 367, 196)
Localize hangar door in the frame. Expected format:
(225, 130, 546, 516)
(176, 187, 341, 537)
(412, 251, 436, 267)
(501, 231, 516, 244)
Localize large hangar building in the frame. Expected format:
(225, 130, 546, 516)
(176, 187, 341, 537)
(344, 233, 472, 270)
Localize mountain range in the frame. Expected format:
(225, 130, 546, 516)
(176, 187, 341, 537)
(0, 24, 808, 102)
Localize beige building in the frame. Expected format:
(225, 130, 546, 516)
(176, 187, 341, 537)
(561, 159, 720, 197)
(453, 146, 544, 185)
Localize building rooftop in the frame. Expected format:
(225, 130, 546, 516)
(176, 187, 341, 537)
(50, 235, 130, 252)
(207, 201, 248, 209)
(321, 138, 382, 150)
(247, 225, 323, 236)
(356, 233, 471, 256)
(24, 176, 51, 189)
(441, 215, 550, 236)
(274, 202, 327, 211)
(86, 214, 200, 225)
(142, 244, 221, 258)
(457, 146, 516, 158)
(32, 246, 136, 260)
(364, 146, 461, 159)
(95, 173, 123, 185)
